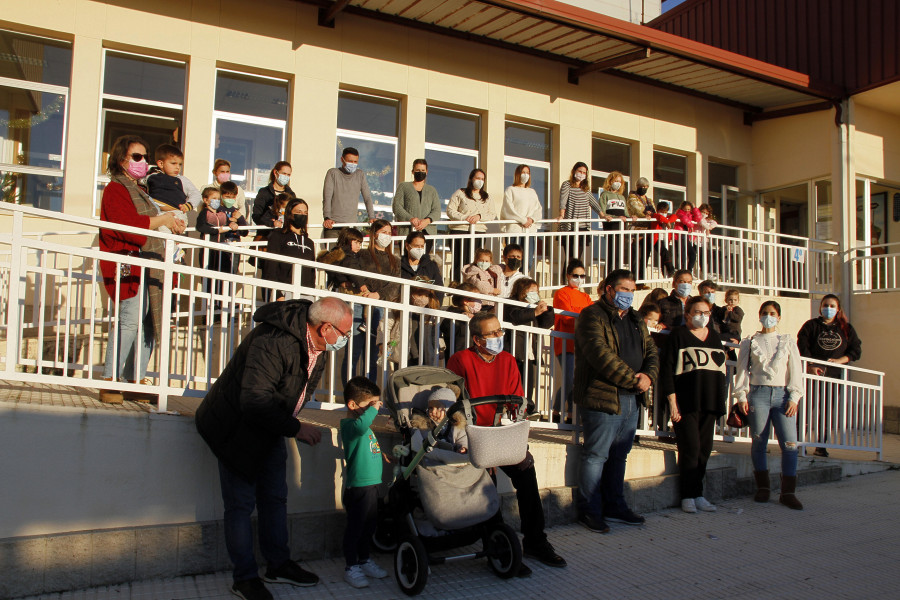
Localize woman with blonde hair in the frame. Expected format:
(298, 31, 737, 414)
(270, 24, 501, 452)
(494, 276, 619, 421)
(598, 171, 631, 273)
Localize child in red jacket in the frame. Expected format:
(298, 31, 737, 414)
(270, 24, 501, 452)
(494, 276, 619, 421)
(651, 201, 677, 277)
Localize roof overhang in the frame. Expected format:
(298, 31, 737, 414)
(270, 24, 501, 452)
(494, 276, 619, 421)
(298, 0, 842, 115)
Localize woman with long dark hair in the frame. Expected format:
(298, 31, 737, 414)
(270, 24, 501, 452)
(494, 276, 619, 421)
(557, 161, 599, 263)
(447, 168, 496, 281)
(252, 160, 294, 225)
(263, 198, 316, 299)
(400, 231, 444, 302)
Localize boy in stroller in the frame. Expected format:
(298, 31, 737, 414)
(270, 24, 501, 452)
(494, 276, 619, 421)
(410, 387, 468, 454)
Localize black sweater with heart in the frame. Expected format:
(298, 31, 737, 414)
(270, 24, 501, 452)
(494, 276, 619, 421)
(658, 326, 728, 416)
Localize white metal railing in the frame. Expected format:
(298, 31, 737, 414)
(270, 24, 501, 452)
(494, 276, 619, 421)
(849, 242, 900, 293)
(0, 202, 877, 456)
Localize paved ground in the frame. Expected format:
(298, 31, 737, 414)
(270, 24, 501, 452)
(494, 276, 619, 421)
(19, 469, 900, 600)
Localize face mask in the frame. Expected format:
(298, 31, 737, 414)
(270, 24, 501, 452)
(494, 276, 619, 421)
(506, 257, 521, 270)
(525, 291, 541, 305)
(482, 336, 503, 355)
(519, 173, 530, 184)
(574, 172, 586, 182)
(291, 214, 308, 229)
(413, 171, 427, 182)
(676, 283, 692, 298)
(704, 292, 716, 305)
(473, 179, 484, 190)
(216, 172, 230, 184)
(611, 181, 622, 191)
(691, 314, 709, 328)
(477, 261, 491, 271)
(412, 296, 429, 308)
(409, 247, 426, 260)
(822, 306, 837, 320)
(569, 276, 585, 288)
(276, 173, 290, 187)
(612, 291, 634, 310)
(760, 315, 778, 329)
(209, 198, 221, 211)
(325, 330, 349, 352)
(636, 187, 648, 196)
(126, 159, 148, 180)
(468, 301, 482, 313)
(344, 162, 358, 174)
(223, 196, 236, 209)
(376, 233, 392, 248)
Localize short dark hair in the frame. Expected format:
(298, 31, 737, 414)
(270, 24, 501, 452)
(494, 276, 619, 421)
(154, 143, 183, 162)
(566, 258, 585, 275)
(685, 295, 711, 314)
(344, 376, 380, 406)
(604, 269, 635, 290)
(503, 243, 523, 257)
(405, 231, 426, 246)
(220, 181, 239, 196)
(639, 303, 660, 318)
(412, 158, 428, 169)
(342, 147, 359, 158)
(451, 282, 478, 308)
(470, 311, 498, 337)
(107, 134, 149, 177)
(673, 269, 692, 283)
(201, 187, 219, 200)
(759, 300, 782, 316)
(698, 279, 717, 292)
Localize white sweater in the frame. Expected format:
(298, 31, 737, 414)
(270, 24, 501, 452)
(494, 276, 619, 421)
(501, 186, 542, 233)
(732, 332, 804, 404)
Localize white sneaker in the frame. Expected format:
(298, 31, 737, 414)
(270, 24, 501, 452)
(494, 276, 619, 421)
(681, 498, 697, 513)
(694, 496, 717, 512)
(344, 565, 369, 588)
(360, 560, 388, 579)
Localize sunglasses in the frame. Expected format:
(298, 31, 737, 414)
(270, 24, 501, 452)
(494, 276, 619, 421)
(130, 153, 150, 163)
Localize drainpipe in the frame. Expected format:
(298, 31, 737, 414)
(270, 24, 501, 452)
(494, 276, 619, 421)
(834, 98, 853, 315)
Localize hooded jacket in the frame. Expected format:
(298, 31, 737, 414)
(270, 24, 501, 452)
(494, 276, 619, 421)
(195, 300, 326, 482)
(573, 297, 659, 414)
(400, 253, 445, 303)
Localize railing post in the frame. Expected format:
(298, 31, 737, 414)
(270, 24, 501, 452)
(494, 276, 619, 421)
(157, 238, 175, 412)
(4, 211, 24, 375)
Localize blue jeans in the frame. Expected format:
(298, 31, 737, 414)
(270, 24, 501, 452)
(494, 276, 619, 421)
(218, 440, 291, 583)
(747, 385, 798, 477)
(103, 278, 154, 381)
(578, 394, 639, 518)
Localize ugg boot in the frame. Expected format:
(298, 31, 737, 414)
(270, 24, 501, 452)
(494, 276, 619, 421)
(753, 470, 770, 503)
(779, 475, 803, 510)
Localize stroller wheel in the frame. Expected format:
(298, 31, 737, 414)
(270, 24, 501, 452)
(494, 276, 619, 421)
(394, 535, 429, 596)
(372, 516, 399, 553)
(485, 523, 522, 579)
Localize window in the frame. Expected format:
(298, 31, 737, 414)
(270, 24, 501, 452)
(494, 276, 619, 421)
(653, 150, 687, 209)
(591, 137, 631, 196)
(335, 91, 399, 220)
(504, 121, 551, 217)
(708, 160, 738, 225)
(0, 29, 72, 210)
(213, 70, 289, 198)
(425, 107, 479, 216)
(95, 51, 186, 213)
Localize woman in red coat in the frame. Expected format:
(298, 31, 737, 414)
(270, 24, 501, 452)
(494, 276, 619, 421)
(99, 134, 184, 403)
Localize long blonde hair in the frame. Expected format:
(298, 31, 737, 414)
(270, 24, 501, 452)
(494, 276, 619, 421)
(602, 171, 626, 194)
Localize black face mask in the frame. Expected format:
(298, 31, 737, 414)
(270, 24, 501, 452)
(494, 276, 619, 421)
(506, 257, 522, 271)
(636, 187, 648, 196)
(291, 214, 308, 229)
(413, 171, 427, 182)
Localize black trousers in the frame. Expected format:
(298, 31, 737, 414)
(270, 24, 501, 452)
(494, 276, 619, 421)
(673, 411, 717, 500)
(497, 463, 546, 548)
(342, 485, 378, 567)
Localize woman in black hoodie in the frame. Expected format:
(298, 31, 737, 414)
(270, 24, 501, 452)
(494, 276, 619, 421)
(263, 198, 316, 300)
(400, 231, 444, 303)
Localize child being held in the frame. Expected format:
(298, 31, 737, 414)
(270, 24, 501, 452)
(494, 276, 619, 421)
(410, 387, 468, 454)
(461, 247, 502, 308)
(717, 289, 744, 344)
(145, 144, 190, 260)
(339, 376, 389, 589)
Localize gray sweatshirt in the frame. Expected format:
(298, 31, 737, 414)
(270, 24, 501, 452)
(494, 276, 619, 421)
(322, 167, 374, 224)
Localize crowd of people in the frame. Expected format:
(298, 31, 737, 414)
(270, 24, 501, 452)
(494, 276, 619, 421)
(96, 136, 862, 600)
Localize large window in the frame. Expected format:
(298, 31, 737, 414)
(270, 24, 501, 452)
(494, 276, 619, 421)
(0, 29, 72, 210)
(335, 91, 399, 221)
(213, 70, 288, 198)
(95, 51, 186, 212)
(591, 137, 631, 196)
(653, 150, 687, 209)
(708, 160, 738, 225)
(425, 107, 479, 216)
(504, 121, 551, 217)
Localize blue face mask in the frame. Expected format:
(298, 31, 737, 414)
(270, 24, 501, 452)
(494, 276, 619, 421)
(822, 306, 837, 320)
(760, 315, 778, 329)
(325, 325, 349, 352)
(525, 291, 541, 305)
(483, 336, 503, 355)
(209, 198, 221, 211)
(676, 283, 692, 298)
(344, 162, 358, 174)
(704, 292, 716, 305)
(612, 291, 633, 310)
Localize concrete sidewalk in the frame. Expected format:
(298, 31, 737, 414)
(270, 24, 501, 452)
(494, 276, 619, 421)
(19, 469, 900, 600)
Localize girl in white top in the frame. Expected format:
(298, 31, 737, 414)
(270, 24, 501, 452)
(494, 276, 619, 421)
(732, 300, 804, 510)
(502, 164, 542, 233)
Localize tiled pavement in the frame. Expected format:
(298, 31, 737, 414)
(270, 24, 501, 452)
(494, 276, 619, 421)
(18, 469, 900, 600)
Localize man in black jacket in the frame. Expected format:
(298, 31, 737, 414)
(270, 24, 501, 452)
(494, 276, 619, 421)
(196, 297, 352, 600)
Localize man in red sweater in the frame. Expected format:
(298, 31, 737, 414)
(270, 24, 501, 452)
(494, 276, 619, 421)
(447, 312, 566, 577)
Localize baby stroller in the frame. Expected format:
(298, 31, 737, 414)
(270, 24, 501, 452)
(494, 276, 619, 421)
(374, 366, 532, 596)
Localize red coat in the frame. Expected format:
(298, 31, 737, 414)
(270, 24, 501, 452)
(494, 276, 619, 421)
(651, 212, 678, 244)
(447, 347, 523, 426)
(99, 181, 150, 301)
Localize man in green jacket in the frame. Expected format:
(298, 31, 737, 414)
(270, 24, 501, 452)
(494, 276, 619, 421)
(573, 269, 659, 534)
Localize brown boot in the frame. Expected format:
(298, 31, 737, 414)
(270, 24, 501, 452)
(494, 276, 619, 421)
(99, 378, 124, 404)
(753, 470, 770, 503)
(779, 475, 803, 510)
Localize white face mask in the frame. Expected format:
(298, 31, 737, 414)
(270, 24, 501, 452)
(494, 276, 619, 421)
(569, 276, 585, 288)
(376, 233, 392, 248)
(409, 247, 426, 260)
(525, 291, 541, 304)
(760, 315, 778, 329)
(477, 261, 491, 271)
(691, 314, 710, 328)
(574, 172, 586, 182)
(473, 179, 484, 190)
(520, 172, 530, 184)
(611, 181, 622, 191)
(276, 173, 290, 187)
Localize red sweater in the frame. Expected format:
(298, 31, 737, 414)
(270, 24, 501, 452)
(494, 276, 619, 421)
(99, 181, 151, 301)
(553, 285, 593, 355)
(447, 347, 523, 426)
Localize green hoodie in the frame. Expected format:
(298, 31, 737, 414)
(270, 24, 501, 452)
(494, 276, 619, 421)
(340, 406, 383, 488)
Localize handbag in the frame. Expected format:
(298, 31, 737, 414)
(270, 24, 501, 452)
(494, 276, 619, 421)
(726, 402, 746, 428)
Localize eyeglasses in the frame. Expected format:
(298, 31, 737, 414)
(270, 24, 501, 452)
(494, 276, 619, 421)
(478, 328, 504, 338)
(130, 153, 150, 163)
(691, 311, 712, 317)
(328, 322, 350, 340)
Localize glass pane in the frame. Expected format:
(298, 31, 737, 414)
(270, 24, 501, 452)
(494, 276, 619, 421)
(0, 86, 66, 169)
(0, 170, 63, 210)
(591, 138, 630, 176)
(426, 108, 479, 150)
(216, 119, 284, 195)
(103, 52, 185, 105)
(869, 183, 899, 246)
(654, 188, 685, 211)
(215, 72, 288, 120)
(505, 122, 550, 162)
(653, 151, 687, 186)
(762, 183, 808, 238)
(424, 148, 476, 215)
(814, 180, 832, 241)
(98, 109, 181, 176)
(336, 135, 396, 220)
(337, 92, 399, 137)
(0, 30, 72, 87)
(708, 161, 738, 193)
(504, 162, 549, 219)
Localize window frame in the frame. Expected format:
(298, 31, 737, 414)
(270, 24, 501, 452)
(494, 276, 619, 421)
(652, 150, 688, 209)
(424, 106, 481, 218)
(504, 120, 551, 219)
